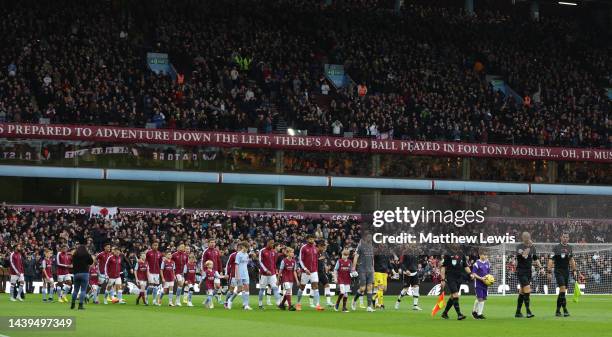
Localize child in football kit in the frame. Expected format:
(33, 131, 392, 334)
(471, 253, 491, 319)
(134, 253, 148, 305)
(333, 250, 353, 312)
(278, 247, 299, 311)
(160, 252, 176, 306)
(183, 253, 198, 307)
(41, 249, 55, 302)
(203, 260, 225, 308)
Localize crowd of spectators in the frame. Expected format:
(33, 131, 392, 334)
(1, 0, 609, 149)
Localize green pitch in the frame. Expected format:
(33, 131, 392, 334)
(1, 295, 611, 337)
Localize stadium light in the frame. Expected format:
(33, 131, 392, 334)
(558, 1, 577, 5)
(287, 128, 295, 136)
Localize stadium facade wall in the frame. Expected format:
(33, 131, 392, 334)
(1, 165, 612, 195)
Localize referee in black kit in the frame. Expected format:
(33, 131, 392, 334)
(515, 232, 542, 318)
(547, 232, 577, 317)
(440, 254, 472, 320)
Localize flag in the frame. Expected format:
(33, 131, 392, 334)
(573, 281, 582, 303)
(90, 205, 118, 219)
(431, 292, 445, 317)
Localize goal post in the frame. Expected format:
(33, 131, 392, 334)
(484, 243, 612, 296)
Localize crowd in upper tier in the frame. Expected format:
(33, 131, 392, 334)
(0, 0, 610, 148)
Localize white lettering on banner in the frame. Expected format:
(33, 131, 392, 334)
(333, 138, 368, 149)
(0, 123, 611, 163)
(593, 151, 611, 160)
(371, 140, 397, 151)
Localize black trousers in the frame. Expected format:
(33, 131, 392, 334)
(25, 275, 34, 293)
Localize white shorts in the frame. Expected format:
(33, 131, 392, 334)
(259, 275, 278, 288)
(137, 280, 147, 288)
(283, 282, 293, 293)
(148, 273, 160, 284)
(337, 284, 351, 295)
(163, 281, 175, 289)
(175, 274, 184, 283)
(300, 272, 319, 285)
(10, 274, 25, 283)
(108, 277, 122, 287)
(98, 274, 107, 284)
(236, 278, 250, 286)
(58, 274, 73, 283)
(43, 276, 54, 283)
(214, 279, 221, 286)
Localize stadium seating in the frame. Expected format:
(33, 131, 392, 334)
(1, 0, 609, 148)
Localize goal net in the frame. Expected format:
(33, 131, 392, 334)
(484, 243, 612, 296)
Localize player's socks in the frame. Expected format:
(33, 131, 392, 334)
(396, 288, 407, 302)
(473, 299, 479, 313)
(42, 286, 47, 300)
(557, 293, 567, 312)
(188, 288, 194, 302)
(353, 290, 362, 303)
(9, 284, 15, 299)
(477, 301, 485, 315)
(523, 293, 531, 313)
(175, 287, 182, 302)
(443, 297, 454, 314)
(366, 291, 373, 308)
(217, 289, 224, 304)
(258, 288, 265, 306)
(412, 286, 419, 306)
(313, 289, 320, 307)
(271, 286, 281, 304)
(146, 287, 152, 304)
(342, 296, 348, 310)
(452, 297, 461, 315)
(296, 289, 303, 303)
(335, 294, 342, 308)
(325, 288, 332, 306)
(63, 285, 70, 298)
(376, 289, 384, 306)
(242, 291, 250, 307)
(169, 291, 174, 304)
(516, 293, 524, 313)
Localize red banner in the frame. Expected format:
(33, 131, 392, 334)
(0, 123, 610, 162)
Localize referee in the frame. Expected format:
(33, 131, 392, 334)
(547, 233, 577, 317)
(515, 232, 542, 318)
(440, 254, 472, 320)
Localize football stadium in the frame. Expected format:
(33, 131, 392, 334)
(0, 0, 611, 336)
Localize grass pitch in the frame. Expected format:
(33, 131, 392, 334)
(1, 295, 611, 337)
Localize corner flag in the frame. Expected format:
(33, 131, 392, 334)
(431, 293, 445, 317)
(573, 281, 582, 303)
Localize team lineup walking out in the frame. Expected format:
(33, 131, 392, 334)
(6, 226, 585, 320)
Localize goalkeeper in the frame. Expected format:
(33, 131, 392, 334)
(470, 252, 492, 319)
